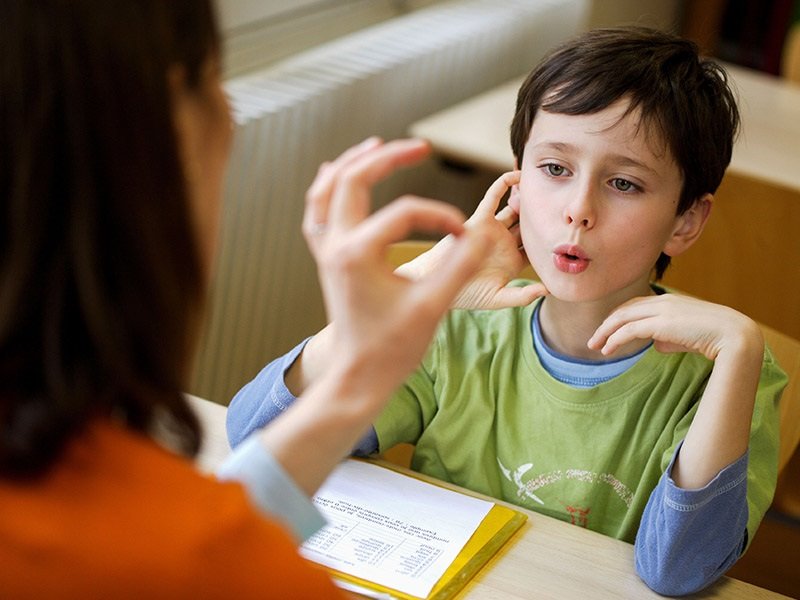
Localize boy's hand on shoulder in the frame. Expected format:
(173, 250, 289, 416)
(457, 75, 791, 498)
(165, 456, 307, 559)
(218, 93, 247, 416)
(588, 294, 764, 362)
(596, 295, 766, 491)
(395, 170, 547, 310)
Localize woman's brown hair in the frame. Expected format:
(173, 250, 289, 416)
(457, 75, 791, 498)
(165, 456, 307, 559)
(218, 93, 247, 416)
(0, 1, 220, 477)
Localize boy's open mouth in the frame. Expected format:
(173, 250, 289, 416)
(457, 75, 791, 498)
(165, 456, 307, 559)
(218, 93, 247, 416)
(553, 244, 590, 274)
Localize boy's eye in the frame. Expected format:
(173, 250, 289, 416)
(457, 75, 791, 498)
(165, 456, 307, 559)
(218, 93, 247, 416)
(545, 164, 567, 177)
(611, 178, 636, 192)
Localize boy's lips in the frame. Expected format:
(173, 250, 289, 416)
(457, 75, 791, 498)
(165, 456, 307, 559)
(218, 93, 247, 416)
(552, 244, 591, 274)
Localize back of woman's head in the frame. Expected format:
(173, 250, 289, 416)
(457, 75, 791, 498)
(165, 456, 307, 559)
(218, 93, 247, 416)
(0, 1, 220, 476)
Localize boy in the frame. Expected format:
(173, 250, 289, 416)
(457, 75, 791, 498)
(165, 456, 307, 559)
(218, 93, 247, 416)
(226, 27, 787, 595)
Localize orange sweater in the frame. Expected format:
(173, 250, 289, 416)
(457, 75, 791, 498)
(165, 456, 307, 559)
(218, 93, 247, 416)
(0, 419, 344, 599)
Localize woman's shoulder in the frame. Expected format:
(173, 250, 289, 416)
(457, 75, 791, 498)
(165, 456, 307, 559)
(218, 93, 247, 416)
(0, 418, 341, 597)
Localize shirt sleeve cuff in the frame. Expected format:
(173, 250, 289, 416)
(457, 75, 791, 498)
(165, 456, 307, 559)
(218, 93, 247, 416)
(663, 442, 749, 510)
(634, 443, 749, 595)
(351, 427, 379, 457)
(216, 434, 327, 543)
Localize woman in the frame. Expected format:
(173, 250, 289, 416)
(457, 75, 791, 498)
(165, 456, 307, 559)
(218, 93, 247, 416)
(0, 2, 489, 596)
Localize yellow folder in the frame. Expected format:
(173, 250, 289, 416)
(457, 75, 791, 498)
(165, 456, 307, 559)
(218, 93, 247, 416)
(325, 461, 527, 600)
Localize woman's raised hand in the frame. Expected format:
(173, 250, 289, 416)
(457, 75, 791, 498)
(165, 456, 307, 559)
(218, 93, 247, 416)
(260, 138, 491, 494)
(302, 137, 490, 399)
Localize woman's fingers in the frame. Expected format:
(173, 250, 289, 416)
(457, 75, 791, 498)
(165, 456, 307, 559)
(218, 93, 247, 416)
(327, 139, 430, 231)
(353, 196, 467, 257)
(303, 137, 383, 235)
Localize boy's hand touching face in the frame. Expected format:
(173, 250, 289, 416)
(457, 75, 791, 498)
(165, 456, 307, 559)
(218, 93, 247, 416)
(587, 294, 764, 361)
(396, 170, 548, 310)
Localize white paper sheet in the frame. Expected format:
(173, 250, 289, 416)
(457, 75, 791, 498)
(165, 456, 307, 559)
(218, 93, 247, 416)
(300, 460, 493, 598)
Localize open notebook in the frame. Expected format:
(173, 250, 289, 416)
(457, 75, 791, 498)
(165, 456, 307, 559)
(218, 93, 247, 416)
(300, 459, 527, 600)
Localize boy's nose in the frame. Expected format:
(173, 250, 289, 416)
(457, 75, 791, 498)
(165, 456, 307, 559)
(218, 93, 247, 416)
(564, 183, 596, 229)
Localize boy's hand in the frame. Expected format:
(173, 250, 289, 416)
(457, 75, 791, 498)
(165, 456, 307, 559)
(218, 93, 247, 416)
(395, 170, 547, 310)
(587, 294, 764, 360)
(589, 293, 766, 490)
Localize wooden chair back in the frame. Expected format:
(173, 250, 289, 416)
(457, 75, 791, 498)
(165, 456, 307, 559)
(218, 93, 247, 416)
(782, 22, 800, 84)
(762, 325, 800, 473)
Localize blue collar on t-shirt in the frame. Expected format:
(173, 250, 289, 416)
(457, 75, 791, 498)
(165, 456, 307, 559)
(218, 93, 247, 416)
(531, 302, 652, 388)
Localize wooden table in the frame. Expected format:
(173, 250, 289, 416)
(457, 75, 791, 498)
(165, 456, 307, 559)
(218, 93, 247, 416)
(410, 64, 800, 342)
(186, 395, 791, 599)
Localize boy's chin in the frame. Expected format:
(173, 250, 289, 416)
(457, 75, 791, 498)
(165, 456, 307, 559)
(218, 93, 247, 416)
(538, 274, 656, 307)
(535, 276, 589, 302)
(534, 271, 609, 304)
(541, 287, 602, 305)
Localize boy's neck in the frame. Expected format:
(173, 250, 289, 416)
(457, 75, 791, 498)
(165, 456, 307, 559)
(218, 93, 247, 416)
(538, 284, 657, 360)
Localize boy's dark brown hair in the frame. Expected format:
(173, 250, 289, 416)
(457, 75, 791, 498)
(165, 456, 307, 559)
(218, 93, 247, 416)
(0, 1, 220, 477)
(510, 26, 740, 279)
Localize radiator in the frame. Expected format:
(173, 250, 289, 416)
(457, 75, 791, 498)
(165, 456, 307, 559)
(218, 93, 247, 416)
(190, 0, 589, 404)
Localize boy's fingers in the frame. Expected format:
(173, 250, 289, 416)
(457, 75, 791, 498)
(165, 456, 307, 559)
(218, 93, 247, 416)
(493, 282, 549, 308)
(594, 297, 660, 336)
(589, 300, 658, 350)
(495, 205, 519, 228)
(472, 171, 521, 220)
(508, 183, 521, 213)
(412, 229, 490, 312)
(598, 319, 656, 355)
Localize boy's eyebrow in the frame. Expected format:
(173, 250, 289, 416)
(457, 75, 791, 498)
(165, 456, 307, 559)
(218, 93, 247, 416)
(606, 153, 659, 175)
(532, 141, 660, 176)
(532, 141, 575, 154)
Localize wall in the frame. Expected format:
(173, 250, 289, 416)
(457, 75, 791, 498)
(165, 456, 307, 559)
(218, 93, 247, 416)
(587, 0, 682, 30)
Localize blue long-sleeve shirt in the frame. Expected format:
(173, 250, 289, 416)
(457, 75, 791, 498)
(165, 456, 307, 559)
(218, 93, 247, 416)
(227, 336, 749, 596)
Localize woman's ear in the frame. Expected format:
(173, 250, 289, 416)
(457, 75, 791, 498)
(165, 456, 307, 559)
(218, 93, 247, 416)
(663, 193, 713, 257)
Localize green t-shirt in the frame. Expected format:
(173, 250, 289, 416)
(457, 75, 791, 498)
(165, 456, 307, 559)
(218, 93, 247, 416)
(374, 298, 786, 543)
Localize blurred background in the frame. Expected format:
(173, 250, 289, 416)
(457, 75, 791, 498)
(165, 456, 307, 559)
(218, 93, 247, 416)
(194, 2, 800, 595)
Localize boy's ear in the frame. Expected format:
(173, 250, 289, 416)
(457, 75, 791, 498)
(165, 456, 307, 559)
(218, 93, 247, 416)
(508, 158, 521, 213)
(663, 194, 713, 257)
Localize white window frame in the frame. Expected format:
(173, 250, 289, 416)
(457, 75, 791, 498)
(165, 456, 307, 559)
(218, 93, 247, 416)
(216, 0, 340, 32)
(217, 0, 440, 76)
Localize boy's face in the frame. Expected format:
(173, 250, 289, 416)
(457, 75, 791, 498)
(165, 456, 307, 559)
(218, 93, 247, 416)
(512, 98, 688, 306)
